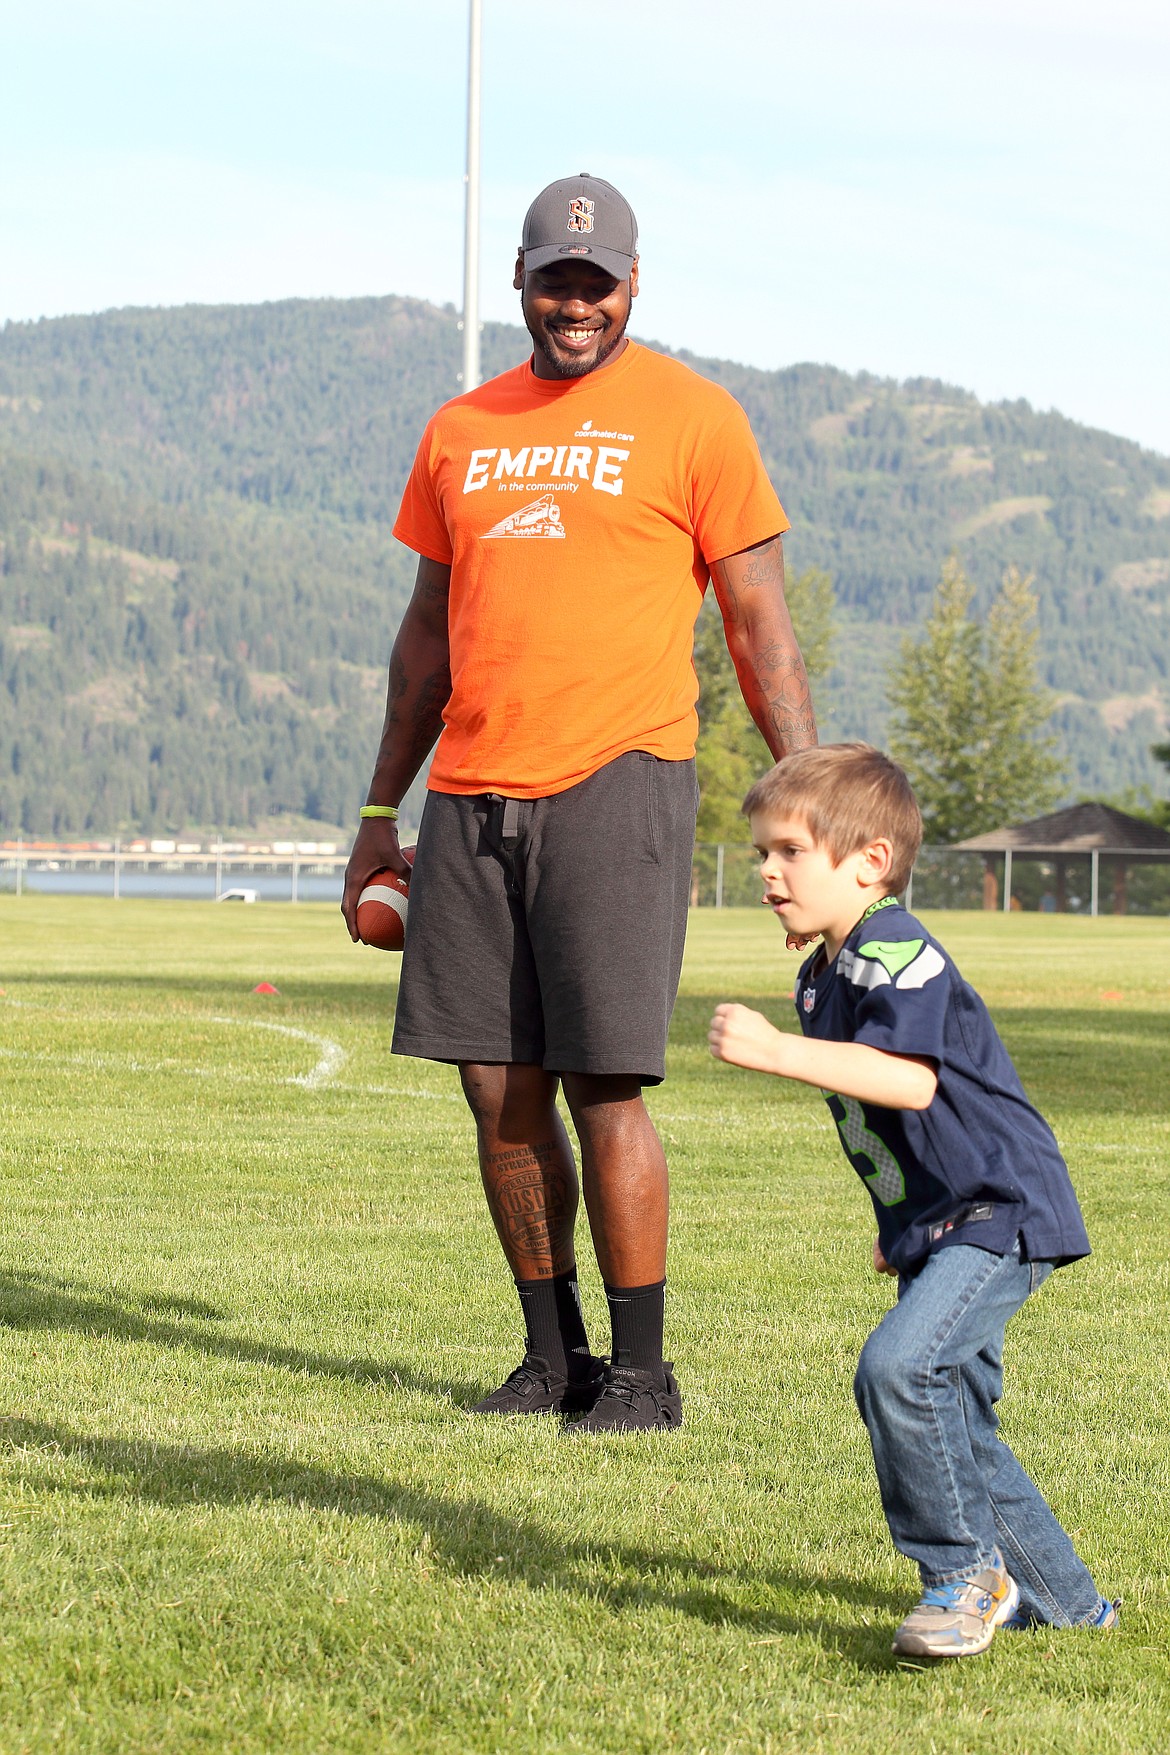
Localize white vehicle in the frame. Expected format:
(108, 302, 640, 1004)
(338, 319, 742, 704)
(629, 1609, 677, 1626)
(216, 887, 259, 904)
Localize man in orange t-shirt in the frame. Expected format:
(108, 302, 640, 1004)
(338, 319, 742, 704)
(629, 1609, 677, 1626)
(343, 173, 816, 1431)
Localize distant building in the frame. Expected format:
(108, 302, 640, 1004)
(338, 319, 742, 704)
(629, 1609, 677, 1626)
(956, 803, 1170, 913)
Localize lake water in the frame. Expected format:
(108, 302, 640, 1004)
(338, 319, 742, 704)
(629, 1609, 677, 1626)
(3, 869, 344, 903)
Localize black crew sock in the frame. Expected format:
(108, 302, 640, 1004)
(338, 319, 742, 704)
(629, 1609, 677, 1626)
(605, 1279, 667, 1381)
(514, 1269, 590, 1378)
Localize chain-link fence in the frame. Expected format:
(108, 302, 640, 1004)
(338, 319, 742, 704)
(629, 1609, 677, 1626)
(692, 844, 1170, 916)
(3, 840, 1167, 916)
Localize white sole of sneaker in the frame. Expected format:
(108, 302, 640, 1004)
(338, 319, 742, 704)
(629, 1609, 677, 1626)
(893, 1575, 1020, 1659)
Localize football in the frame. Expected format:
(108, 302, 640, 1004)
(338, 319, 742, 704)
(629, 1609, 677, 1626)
(355, 847, 416, 951)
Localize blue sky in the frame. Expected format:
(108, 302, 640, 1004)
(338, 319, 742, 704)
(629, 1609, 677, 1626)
(2, 0, 1168, 453)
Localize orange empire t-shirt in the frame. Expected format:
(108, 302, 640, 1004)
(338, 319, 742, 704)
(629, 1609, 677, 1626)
(393, 340, 790, 798)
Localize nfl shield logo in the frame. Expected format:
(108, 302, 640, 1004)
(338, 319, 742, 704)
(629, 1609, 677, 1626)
(802, 988, 816, 1014)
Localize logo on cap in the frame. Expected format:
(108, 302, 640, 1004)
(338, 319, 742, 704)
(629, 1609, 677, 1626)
(566, 197, 595, 234)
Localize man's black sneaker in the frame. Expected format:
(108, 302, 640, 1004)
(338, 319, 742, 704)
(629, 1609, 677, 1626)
(567, 1362, 683, 1433)
(472, 1352, 604, 1416)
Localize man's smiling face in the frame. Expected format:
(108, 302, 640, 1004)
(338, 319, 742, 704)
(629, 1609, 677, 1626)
(514, 255, 639, 380)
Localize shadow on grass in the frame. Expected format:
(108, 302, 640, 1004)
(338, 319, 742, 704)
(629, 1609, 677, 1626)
(0, 1269, 484, 1407)
(0, 1414, 903, 1668)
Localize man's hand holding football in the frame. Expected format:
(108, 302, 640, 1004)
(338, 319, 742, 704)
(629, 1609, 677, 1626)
(341, 817, 409, 941)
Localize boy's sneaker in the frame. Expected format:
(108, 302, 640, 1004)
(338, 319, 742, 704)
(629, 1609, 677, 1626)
(1003, 1595, 1121, 1633)
(892, 1555, 1019, 1658)
(472, 1352, 604, 1416)
(567, 1362, 683, 1433)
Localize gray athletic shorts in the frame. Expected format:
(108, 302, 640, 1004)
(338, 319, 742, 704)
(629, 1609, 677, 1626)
(392, 751, 699, 1084)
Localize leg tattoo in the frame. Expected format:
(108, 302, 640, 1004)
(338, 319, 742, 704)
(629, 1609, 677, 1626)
(482, 1141, 578, 1278)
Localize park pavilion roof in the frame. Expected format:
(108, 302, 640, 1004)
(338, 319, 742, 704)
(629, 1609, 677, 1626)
(955, 802, 1170, 858)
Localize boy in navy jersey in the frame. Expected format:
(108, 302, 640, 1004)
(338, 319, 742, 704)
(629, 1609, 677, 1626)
(708, 744, 1116, 1659)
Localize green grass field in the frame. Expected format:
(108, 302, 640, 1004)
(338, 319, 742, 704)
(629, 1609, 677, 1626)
(1, 898, 1168, 1754)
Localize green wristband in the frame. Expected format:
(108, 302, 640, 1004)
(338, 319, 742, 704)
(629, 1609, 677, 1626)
(359, 804, 399, 821)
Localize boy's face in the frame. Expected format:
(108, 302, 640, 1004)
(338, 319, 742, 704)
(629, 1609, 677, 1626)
(749, 811, 893, 954)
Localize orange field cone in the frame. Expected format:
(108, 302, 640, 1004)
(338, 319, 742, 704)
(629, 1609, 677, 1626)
(252, 981, 281, 995)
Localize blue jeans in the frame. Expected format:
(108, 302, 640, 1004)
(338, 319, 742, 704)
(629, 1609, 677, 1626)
(853, 1242, 1102, 1625)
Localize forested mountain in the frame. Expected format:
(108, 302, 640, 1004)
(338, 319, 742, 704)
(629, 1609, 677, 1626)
(1, 295, 1167, 835)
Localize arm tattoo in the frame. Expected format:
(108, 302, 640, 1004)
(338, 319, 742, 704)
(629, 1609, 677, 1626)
(367, 557, 453, 799)
(751, 641, 817, 751)
(386, 660, 451, 773)
(767, 701, 818, 749)
(710, 535, 784, 632)
(417, 568, 450, 607)
(416, 664, 452, 718)
(712, 536, 818, 757)
(737, 537, 784, 589)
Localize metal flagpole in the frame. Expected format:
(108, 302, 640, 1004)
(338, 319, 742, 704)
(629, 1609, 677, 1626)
(460, 0, 483, 391)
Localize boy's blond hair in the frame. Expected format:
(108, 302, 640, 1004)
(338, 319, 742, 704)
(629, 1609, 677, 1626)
(742, 744, 923, 896)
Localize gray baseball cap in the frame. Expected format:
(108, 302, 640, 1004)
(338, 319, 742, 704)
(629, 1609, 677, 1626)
(521, 173, 638, 282)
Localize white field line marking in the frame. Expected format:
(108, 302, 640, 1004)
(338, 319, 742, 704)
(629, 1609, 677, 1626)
(1, 998, 792, 1118)
(0, 1043, 191, 1077)
(207, 1016, 346, 1090)
(0, 1039, 750, 1120)
(1, 997, 347, 1090)
(0, 1024, 348, 1092)
(0, 1042, 465, 1107)
(0, 1005, 348, 1092)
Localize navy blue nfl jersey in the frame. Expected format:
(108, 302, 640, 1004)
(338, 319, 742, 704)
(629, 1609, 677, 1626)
(794, 896, 1090, 1276)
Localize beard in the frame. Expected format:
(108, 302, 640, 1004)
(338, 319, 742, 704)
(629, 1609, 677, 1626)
(528, 307, 631, 379)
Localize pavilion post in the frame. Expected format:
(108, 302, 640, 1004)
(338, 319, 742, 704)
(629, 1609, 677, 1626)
(1090, 848, 1099, 916)
(1055, 857, 1067, 912)
(1002, 848, 1013, 913)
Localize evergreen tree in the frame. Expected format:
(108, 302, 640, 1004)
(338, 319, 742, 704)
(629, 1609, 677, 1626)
(888, 557, 1063, 843)
(1149, 733, 1170, 829)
